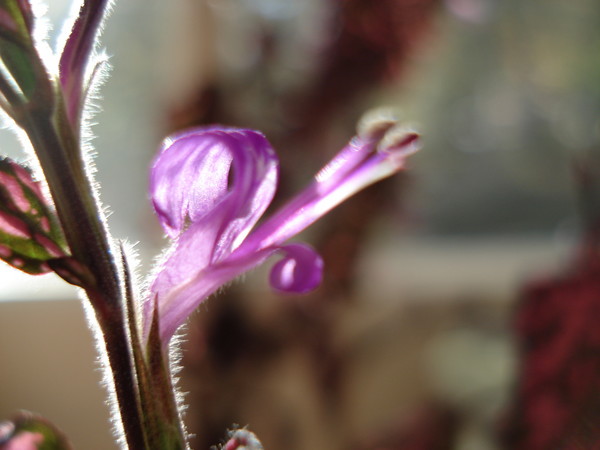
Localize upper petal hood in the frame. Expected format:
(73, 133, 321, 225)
(150, 127, 278, 258)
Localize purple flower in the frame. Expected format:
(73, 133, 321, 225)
(147, 112, 420, 343)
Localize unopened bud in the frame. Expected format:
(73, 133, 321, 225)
(223, 429, 264, 450)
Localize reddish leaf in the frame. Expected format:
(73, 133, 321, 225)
(0, 157, 68, 274)
(501, 235, 600, 449)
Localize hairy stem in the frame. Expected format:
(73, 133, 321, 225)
(21, 104, 147, 450)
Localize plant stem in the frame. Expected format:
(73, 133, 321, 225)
(21, 106, 148, 450)
(122, 253, 187, 449)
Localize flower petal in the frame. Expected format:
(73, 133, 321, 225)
(148, 127, 280, 340)
(151, 244, 273, 343)
(269, 243, 323, 294)
(240, 122, 420, 252)
(150, 128, 278, 250)
(150, 214, 229, 309)
(151, 241, 323, 342)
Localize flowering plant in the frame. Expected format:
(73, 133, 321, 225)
(0, 1, 419, 448)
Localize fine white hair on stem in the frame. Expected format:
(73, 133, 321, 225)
(169, 327, 191, 449)
(55, 0, 115, 160)
(120, 239, 145, 336)
(52, 5, 130, 445)
(79, 292, 127, 449)
(150, 245, 192, 447)
(135, 240, 191, 448)
(29, 0, 51, 47)
(80, 51, 111, 173)
(55, 0, 116, 60)
(140, 237, 178, 333)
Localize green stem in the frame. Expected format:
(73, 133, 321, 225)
(0, 15, 187, 444)
(21, 106, 148, 450)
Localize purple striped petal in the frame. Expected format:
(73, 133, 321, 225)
(150, 127, 278, 249)
(240, 123, 420, 252)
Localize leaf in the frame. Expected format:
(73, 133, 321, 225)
(0, 411, 73, 450)
(0, 157, 68, 274)
(501, 237, 600, 449)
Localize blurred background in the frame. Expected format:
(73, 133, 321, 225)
(1, 0, 600, 448)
